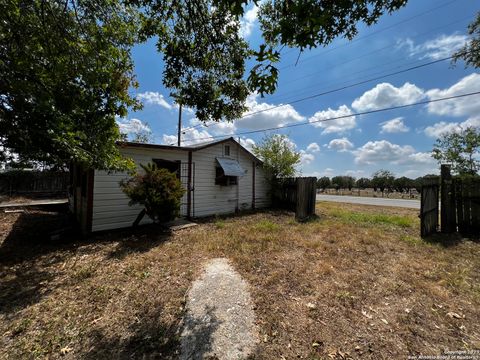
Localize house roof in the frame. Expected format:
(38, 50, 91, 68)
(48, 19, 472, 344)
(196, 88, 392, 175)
(117, 137, 262, 163)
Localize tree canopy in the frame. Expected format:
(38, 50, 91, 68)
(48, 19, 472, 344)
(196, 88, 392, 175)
(1, 0, 410, 169)
(432, 127, 480, 175)
(252, 134, 300, 180)
(453, 12, 480, 68)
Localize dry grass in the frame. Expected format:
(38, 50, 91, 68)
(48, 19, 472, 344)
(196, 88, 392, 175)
(0, 203, 479, 359)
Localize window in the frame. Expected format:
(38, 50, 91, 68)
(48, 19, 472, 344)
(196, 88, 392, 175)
(224, 145, 230, 156)
(152, 159, 180, 178)
(215, 167, 237, 186)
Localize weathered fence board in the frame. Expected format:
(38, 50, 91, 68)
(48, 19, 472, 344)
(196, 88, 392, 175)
(273, 177, 317, 220)
(420, 179, 439, 237)
(452, 177, 480, 235)
(295, 177, 317, 221)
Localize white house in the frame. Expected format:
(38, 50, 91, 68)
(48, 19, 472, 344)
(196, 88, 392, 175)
(70, 137, 270, 233)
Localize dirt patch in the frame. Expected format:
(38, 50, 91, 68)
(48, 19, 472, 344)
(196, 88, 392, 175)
(180, 258, 258, 360)
(0, 204, 479, 359)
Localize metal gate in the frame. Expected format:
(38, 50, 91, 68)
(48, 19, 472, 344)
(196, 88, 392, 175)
(420, 179, 439, 237)
(179, 162, 195, 218)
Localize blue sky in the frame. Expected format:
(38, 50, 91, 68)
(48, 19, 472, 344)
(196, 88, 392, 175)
(118, 0, 480, 179)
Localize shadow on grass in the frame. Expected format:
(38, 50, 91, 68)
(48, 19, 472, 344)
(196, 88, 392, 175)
(0, 210, 76, 264)
(421, 232, 480, 247)
(84, 306, 220, 360)
(0, 210, 172, 317)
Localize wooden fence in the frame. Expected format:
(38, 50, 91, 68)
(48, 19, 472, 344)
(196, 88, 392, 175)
(0, 171, 69, 196)
(421, 164, 480, 237)
(273, 177, 317, 220)
(420, 179, 439, 237)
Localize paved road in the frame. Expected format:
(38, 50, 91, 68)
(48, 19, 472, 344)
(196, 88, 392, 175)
(316, 194, 420, 209)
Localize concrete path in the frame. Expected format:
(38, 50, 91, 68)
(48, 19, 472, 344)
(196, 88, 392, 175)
(180, 258, 258, 360)
(317, 194, 420, 209)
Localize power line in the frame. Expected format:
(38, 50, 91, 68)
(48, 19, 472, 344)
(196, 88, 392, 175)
(279, 0, 460, 69)
(181, 16, 471, 134)
(180, 91, 480, 144)
(269, 16, 473, 103)
(182, 54, 451, 134)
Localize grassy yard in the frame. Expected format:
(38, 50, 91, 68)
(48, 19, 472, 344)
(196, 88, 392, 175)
(0, 203, 479, 359)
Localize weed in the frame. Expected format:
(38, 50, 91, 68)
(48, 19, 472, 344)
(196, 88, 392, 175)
(329, 209, 414, 228)
(254, 219, 280, 232)
(72, 265, 96, 281)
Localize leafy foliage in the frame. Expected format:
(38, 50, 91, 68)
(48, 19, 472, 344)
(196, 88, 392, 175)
(356, 177, 371, 189)
(1, 0, 410, 169)
(316, 176, 331, 190)
(331, 176, 355, 190)
(252, 134, 300, 181)
(120, 163, 185, 223)
(432, 127, 480, 175)
(0, 0, 141, 170)
(371, 169, 395, 193)
(453, 12, 480, 68)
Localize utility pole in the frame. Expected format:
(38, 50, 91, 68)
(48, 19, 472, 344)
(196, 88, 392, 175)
(177, 103, 182, 147)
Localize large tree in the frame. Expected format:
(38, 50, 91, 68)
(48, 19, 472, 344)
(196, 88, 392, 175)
(432, 127, 480, 175)
(252, 134, 300, 181)
(0, 0, 141, 170)
(1, 0, 409, 169)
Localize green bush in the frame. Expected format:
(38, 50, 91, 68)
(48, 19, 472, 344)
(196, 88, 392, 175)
(120, 163, 185, 224)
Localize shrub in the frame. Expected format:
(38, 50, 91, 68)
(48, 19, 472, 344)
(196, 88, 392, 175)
(120, 163, 185, 224)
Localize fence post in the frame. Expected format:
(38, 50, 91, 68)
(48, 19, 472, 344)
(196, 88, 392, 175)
(440, 164, 456, 233)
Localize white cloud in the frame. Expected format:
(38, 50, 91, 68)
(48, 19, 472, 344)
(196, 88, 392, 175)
(352, 82, 425, 111)
(309, 105, 356, 134)
(162, 128, 212, 146)
(380, 117, 410, 134)
(353, 140, 436, 166)
(117, 118, 151, 135)
(345, 169, 365, 178)
(327, 137, 354, 152)
(137, 91, 172, 109)
(426, 73, 480, 117)
(239, 137, 256, 152)
(424, 116, 480, 138)
(239, 5, 258, 38)
(300, 150, 315, 165)
(188, 118, 236, 136)
(238, 94, 305, 130)
(398, 34, 468, 60)
(306, 142, 320, 153)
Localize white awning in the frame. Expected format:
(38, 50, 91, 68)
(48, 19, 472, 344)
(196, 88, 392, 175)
(216, 157, 246, 177)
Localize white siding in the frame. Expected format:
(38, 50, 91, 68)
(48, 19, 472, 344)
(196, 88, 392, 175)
(91, 141, 271, 232)
(192, 140, 270, 217)
(92, 147, 187, 232)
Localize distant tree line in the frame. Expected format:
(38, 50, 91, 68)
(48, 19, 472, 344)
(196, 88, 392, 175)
(316, 169, 440, 194)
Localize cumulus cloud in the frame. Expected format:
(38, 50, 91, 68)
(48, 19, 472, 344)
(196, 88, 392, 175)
(239, 5, 258, 38)
(352, 82, 425, 112)
(137, 91, 172, 109)
(380, 117, 410, 134)
(327, 137, 354, 152)
(353, 140, 435, 166)
(424, 117, 480, 138)
(426, 73, 480, 117)
(300, 150, 315, 165)
(117, 118, 151, 135)
(398, 33, 468, 60)
(308, 105, 356, 134)
(238, 94, 305, 130)
(188, 118, 236, 136)
(306, 142, 320, 153)
(239, 137, 256, 152)
(162, 128, 212, 146)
